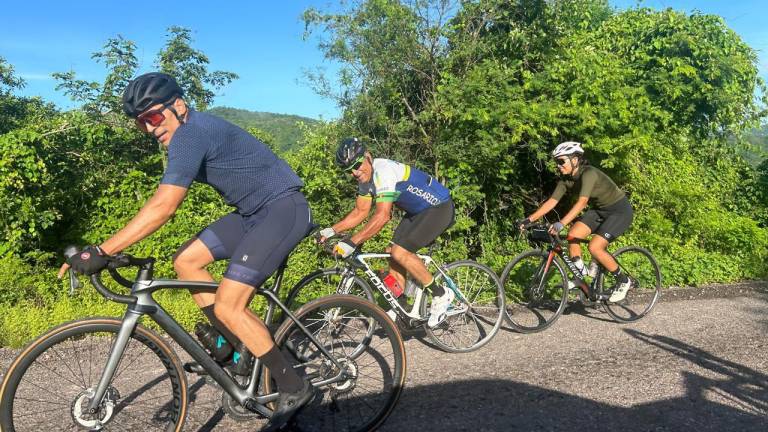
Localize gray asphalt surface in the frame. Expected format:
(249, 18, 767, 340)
(1, 286, 766, 431)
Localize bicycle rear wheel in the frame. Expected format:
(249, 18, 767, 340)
(267, 295, 406, 432)
(284, 268, 374, 310)
(600, 246, 662, 322)
(0, 317, 187, 432)
(422, 260, 505, 353)
(500, 250, 569, 333)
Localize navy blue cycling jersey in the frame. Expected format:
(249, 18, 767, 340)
(160, 109, 303, 215)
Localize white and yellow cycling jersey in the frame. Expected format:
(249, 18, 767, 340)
(357, 158, 451, 215)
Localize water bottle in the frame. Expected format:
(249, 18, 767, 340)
(194, 323, 233, 362)
(572, 257, 589, 278)
(404, 276, 419, 298)
(587, 261, 599, 278)
(379, 271, 404, 298)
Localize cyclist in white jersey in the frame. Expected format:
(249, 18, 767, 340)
(319, 138, 455, 327)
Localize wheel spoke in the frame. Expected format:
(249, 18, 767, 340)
(3, 321, 184, 432)
(427, 261, 503, 352)
(502, 251, 567, 332)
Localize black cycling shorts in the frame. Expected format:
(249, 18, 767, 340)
(197, 193, 312, 287)
(392, 200, 455, 253)
(576, 196, 633, 242)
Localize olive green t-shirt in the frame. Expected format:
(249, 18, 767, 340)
(550, 166, 625, 209)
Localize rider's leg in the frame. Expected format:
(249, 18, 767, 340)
(588, 235, 618, 272)
(215, 279, 304, 391)
(591, 234, 630, 302)
(214, 194, 314, 429)
(390, 244, 432, 285)
(174, 236, 243, 350)
(567, 222, 592, 276)
(385, 245, 406, 289)
(173, 237, 216, 307)
(389, 201, 455, 294)
(567, 222, 591, 258)
(175, 213, 253, 349)
(590, 198, 633, 275)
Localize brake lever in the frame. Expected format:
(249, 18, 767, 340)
(63, 245, 82, 295)
(68, 269, 82, 295)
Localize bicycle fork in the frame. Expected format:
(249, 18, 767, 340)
(86, 310, 142, 416)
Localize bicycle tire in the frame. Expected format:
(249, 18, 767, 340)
(421, 260, 505, 353)
(599, 246, 662, 322)
(265, 295, 406, 432)
(0, 317, 187, 432)
(284, 267, 375, 311)
(500, 249, 569, 333)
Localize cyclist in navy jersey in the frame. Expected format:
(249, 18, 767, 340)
(59, 72, 313, 430)
(319, 138, 456, 327)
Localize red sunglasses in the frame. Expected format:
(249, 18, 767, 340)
(135, 99, 177, 131)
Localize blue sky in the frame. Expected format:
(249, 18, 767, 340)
(2, 1, 766, 120)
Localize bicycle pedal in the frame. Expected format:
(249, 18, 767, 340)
(183, 361, 208, 375)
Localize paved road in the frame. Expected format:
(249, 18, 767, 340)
(2, 291, 766, 431)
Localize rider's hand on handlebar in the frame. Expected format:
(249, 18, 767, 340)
(66, 245, 109, 276)
(316, 227, 336, 244)
(548, 221, 565, 236)
(515, 218, 532, 231)
(333, 239, 357, 258)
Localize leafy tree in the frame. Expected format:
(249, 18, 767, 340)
(0, 57, 56, 135)
(53, 35, 138, 115)
(303, 0, 457, 165)
(157, 26, 239, 111)
(0, 56, 24, 93)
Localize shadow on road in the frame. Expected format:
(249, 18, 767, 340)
(384, 331, 767, 431)
(625, 329, 768, 418)
(744, 290, 768, 332)
(183, 330, 766, 431)
(177, 329, 768, 432)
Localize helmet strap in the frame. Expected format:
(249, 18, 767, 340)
(569, 157, 579, 176)
(167, 98, 187, 125)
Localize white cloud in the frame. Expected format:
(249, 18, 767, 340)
(19, 73, 54, 81)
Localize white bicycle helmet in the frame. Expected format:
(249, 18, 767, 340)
(551, 141, 584, 158)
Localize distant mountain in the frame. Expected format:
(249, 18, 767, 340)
(743, 125, 768, 167)
(206, 107, 320, 153)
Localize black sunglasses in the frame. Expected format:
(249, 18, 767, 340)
(556, 158, 570, 166)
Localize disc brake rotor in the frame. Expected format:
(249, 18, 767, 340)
(70, 387, 120, 429)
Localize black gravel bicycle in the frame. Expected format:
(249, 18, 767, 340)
(501, 224, 661, 333)
(0, 247, 406, 432)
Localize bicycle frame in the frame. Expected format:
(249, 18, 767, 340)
(541, 242, 607, 302)
(84, 262, 347, 419)
(347, 252, 465, 322)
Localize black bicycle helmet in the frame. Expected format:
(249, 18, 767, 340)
(122, 72, 184, 117)
(335, 137, 367, 169)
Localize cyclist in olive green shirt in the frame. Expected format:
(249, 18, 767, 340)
(519, 141, 635, 302)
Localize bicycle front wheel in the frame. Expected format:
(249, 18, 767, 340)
(0, 317, 187, 432)
(284, 268, 375, 311)
(500, 249, 569, 333)
(267, 295, 406, 432)
(422, 260, 505, 353)
(600, 246, 662, 322)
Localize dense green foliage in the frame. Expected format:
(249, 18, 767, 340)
(0, 1, 767, 346)
(302, 0, 768, 276)
(207, 106, 320, 152)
